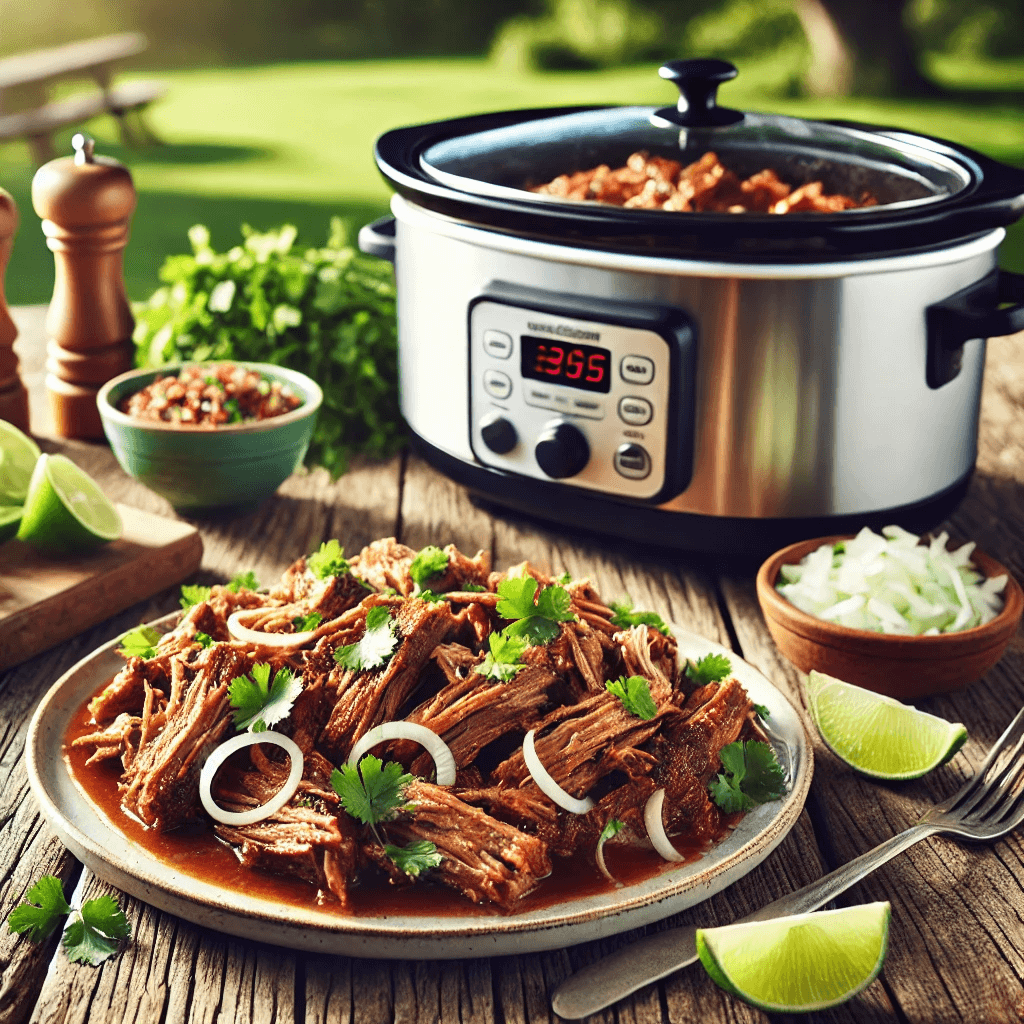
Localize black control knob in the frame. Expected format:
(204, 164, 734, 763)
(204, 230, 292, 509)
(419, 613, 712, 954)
(480, 412, 518, 454)
(534, 421, 590, 479)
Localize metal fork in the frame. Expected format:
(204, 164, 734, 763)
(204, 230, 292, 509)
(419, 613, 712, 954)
(551, 705, 1024, 1020)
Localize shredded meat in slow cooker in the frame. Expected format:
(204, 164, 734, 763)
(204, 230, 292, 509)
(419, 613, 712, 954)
(530, 150, 877, 213)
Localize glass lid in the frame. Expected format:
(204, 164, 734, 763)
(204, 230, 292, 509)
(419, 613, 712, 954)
(420, 59, 975, 215)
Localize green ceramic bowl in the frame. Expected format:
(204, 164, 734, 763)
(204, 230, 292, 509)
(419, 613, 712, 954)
(97, 362, 323, 514)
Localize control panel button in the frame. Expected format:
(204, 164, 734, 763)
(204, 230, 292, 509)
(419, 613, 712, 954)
(535, 421, 590, 479)
(483, 329, 513, 359)
(620, 355, 655, 385)
(618, 396, 653, 426)
(483, 369, 513, 400)
(614, 442, 651, 480)
(480, 412, 518, 454)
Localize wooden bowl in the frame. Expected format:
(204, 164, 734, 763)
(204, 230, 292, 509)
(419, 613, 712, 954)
(756, 535, 1024, 699)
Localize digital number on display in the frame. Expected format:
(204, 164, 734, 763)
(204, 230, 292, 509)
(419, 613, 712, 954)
(520, 336, 611, 394)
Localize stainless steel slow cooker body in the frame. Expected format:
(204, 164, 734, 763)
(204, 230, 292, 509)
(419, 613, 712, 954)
(363, 61, 1024, 554)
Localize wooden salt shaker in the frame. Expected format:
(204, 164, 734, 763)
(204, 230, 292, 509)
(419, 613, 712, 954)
(32, 134, 136, 439)
(0, 188, 30, 432)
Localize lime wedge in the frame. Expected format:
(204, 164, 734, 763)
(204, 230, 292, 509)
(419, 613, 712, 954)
(696, 902, 891, 1013)
(0, 419, 42, 504)
(16, 453, 122, 554)
(0, 503, 22, 543)
(806, 670, 967, 780)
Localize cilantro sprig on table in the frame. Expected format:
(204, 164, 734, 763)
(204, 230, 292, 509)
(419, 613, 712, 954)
(605, 676, 658, 720)
(228, 663, 303, 732)
(496, 577, 575, 644)
(334, 606, 398, 672)
(8, 876, 130, 966)
(608, 597, 671, 636)
(709, 741, 786, 813)
(332, 755, 442, 878)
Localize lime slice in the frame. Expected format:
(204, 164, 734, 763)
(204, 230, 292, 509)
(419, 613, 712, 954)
(0, 419, 42, 504)
(16, 453, 122, 554)
(0, 503, 21, 543)
(696, 902, 891, 1013)
(806, 670, 967, 780)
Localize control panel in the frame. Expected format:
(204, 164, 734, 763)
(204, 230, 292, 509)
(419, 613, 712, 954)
(468, 287, 695, 503)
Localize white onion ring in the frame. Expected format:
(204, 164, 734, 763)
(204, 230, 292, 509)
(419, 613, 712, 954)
(643, 788, 685, 862)
(522, 729, 594, 814)
(199, 731, 304, 826)
(226, 610, 319, 648)
(348, 721, 457, 787)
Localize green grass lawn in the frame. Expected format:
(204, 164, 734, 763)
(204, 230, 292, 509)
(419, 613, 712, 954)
(1, 54, 1022, 306)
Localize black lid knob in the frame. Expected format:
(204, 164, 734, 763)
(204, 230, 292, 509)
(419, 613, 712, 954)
(535, 421, 590, 480)
(654, 58, 744, 128)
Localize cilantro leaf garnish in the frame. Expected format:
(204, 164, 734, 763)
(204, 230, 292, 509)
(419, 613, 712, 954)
(8, 878, 130, 967)
(293, 611, 323, 632)
(7, 875, 71, 941)
(410, 545, 448, 588)
(462, 583, 487, 593)
(479, 631, 529, 681)
(62, 895, 131, 966)
(608, 597, 671, 636)
(228, 663, 303, 732)
(179, 584, 212, 610)
(194, 631, 214, 648)
(118, 625, 162, 661)
(308, 540, 349, 580)
(709, 741, 785, 813)
(605, 676, 658, 719)
(415, 590, 448, 605)
(334, 606, 398, 672)
(331, 755, 413, 827)
(753, 703, 771, 720)
(227, 570, 260, 592)
(385, 840, 443, 878)
(496, 577, 575, 644)
(685, 653, 733, 685)
(556, 571, 572, 585)
(599, 818, 625, 844)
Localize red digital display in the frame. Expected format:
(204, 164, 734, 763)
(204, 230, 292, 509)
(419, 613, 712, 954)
(520, 336, 611, 394)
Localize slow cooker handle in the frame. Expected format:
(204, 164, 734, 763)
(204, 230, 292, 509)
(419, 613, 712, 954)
(358, 216, 396, 263)
(926, 267, 1024, 389)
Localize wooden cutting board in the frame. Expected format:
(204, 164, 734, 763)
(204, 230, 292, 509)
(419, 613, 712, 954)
(0, 503, 202, 671)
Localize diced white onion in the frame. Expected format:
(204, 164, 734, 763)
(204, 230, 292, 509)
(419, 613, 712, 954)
(643, 788, 685, 862)
(522, 729, 594, 814)
(348, 721, 457, 787)
(227, 610, 319, 648)
(776, 525, 1006, 635)
(199, 731, 303, 826)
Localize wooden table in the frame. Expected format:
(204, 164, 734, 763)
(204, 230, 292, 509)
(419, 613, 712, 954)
(2, 305, 1023, 1024)
(0, 34, 163, 163)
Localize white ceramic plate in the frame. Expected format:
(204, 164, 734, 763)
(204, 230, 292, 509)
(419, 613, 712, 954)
(26, 618, 812, 959)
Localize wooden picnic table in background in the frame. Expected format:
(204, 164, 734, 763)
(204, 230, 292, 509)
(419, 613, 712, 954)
(0, 34, 164, 163)
(1, 304, 1023, 1024)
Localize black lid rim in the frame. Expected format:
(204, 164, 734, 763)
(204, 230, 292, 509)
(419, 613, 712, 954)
(373, 105, 1024, 262)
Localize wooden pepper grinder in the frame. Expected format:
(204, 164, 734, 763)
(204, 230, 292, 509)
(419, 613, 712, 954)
(0, 188, 30, 432)
(32, 133, 136, 438)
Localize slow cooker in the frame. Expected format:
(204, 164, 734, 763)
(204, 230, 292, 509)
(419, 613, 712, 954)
(359, 59, 1024, 555)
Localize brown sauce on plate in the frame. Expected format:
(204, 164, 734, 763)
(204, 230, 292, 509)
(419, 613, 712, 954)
(63, 685, 732, 918)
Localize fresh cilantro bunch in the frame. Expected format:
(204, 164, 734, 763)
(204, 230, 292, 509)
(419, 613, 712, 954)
(608, 597, 671, 636)
(8, 876, 130, 966)
(605, 675, 658, 719)
(132, 220, 404, 477)
(685, 653, 733, 685)
(308, 540, 349, 580)
(335, 606, 398, 671)
(709, 741, 786, 813)
(228, 663, 303, 732)
(118, 625, 162, 660)
(479, 632, 529, 681)
(496, 577, 575, 644)
(332, 755, 441, 878)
